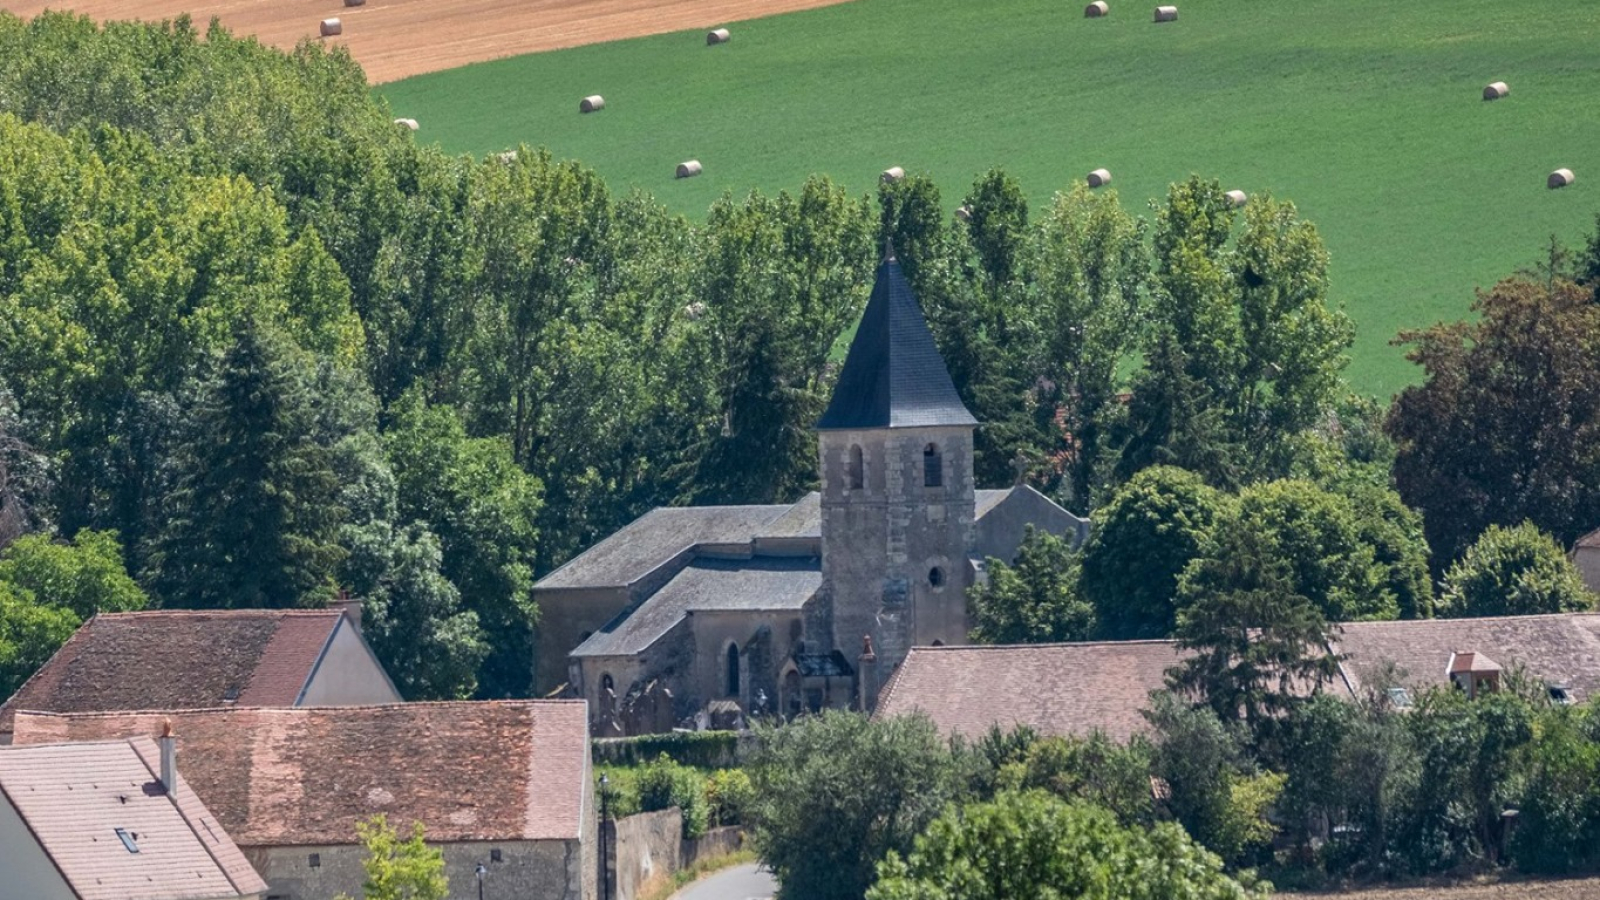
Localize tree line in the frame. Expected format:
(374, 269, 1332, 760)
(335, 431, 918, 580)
(3, 10, 1600, 704)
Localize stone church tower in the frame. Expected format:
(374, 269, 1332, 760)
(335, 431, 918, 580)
(814, 247, 978, 707)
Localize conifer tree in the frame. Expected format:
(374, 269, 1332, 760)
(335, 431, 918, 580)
(145, 320, 344, 608)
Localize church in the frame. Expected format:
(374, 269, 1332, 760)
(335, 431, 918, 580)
(532, 249, 1088, 735)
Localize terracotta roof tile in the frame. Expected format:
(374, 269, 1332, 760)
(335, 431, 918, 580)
(0, 736, 266, 900)
(11, 701, 590, 846)
(1, 610, 342, 738)
(875, 641, 1185, 742)
(1335, 613, 1600, 701)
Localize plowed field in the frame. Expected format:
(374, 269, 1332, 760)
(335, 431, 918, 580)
(0, 0, 855, 83)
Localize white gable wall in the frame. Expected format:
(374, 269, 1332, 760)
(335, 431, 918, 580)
(297, 620, 403, 706)
(0, 792, 76, 900)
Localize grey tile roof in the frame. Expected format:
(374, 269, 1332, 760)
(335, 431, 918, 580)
(535, 505, 791, 590)
(756, 492, 821, 539)
(573, 557, 821, 658)
(1335, 613, 1600, 703)
(816, 256, 977, 431)
(974, 489, 1011, 518)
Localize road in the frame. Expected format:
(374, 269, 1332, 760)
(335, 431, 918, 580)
(669, 862, 778, 900)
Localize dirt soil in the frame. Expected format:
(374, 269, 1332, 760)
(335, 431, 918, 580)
(1, 0, 855, 83)
(1294, 878, 1600, 899)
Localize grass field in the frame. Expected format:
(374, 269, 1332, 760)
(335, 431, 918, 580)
(378, 0, 1600, 396)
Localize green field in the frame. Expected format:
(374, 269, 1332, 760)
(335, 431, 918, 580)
(378, 0, 1600, 396)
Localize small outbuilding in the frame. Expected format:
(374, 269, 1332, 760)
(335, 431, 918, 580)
(1087, 168, 1112, 188)
(1154, 5, 1178, 22)
(319, 17, 342, 36)
(1483, 81, 1510, 100)
(881, 166, 906, 183)
(707, 28, 731, 45)
(580, 95, 605, 113)
(1085, 1, 1109, 17)
(1550, 168, 1576, 189)
(677, 160, 703, 179)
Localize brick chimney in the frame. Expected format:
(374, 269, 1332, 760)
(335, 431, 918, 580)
(333, 590, 363, 633)
(159, 719, 176, 797)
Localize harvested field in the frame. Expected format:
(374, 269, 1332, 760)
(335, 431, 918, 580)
(1296, 877, 1600, 899)
(0, 0, 856, 83)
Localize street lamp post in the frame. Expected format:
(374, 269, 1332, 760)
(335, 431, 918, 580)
(475, 862, 486, 900)
(599, 774, 610, 900)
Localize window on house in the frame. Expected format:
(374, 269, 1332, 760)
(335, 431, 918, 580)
(726, 644, 741, 697)
(928, 566, 945, 588)
(115, 828, 139, 854)
(1386, 687, 1413, 709)
(490, 848, 503, 863)
(923, 444, 942, 488)
(600, 673, 615, 695)
(309, 853, 321, 868)
(848, 445, 865, 490)
(1550, 684, 1574, 705)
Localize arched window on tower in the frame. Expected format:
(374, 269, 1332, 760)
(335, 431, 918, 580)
(923, 443, 943, 488)
(726, 644, 741, 697)
(848, 445, 865, 490)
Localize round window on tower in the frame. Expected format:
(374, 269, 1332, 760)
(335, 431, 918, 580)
(929, 566, 946, 588)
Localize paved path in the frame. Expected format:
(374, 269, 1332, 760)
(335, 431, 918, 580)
(669, 862, 778, 900)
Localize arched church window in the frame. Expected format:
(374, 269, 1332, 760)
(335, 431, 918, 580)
(929, 566, 945, 588)
(600, 673, 615, 694)
(848, 445, 865, 490)
(923, 443, 943, 488)
(726, 644, 741, 697)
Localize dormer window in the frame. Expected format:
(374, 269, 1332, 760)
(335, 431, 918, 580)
(1549, 684, 1573, 706)
(923, 444, 942, 488)
(848, 445, 864, 490)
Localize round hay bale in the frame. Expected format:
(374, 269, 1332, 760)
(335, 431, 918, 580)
(1549, 168, 1575, 189)
(319, 17, 342, 36)
(344, 0, 365, 7)
(677, 160, 703, 179)
(1085, 1, 1109, 16)
(707, 28, 731, 45)
(1153, 5, 1178, 22)
(881, 166, 906, 184)
(955, 205, 973, 222)
(579, 95, 605, 113)
(1483, 81, 1509, 101)
(393, 118, 419, 131)
(1087, 168, 1112, 188)
(1225, 190, 1248, 207)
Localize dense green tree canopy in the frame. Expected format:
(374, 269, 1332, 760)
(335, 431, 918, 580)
(1388, 278, 1600, 564)
(748, 711, 968, 900)
(0, 529, 145, 619)
(1080, 465, 1230, 639)
(968, 527, 1092, 644)
(868, 790, 1267, 900)
(1437, 522, 1595, 618)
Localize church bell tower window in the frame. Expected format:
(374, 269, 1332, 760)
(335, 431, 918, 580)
(726, 644, 741, 697)
(848, 445, 865, 490)
(923, 443, 943, 488)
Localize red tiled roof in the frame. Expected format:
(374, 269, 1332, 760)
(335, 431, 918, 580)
(10, 702, 591, 846)
(0, 737, 266, 900)
(1, 610, 345, 738)
(875, 641, 1187, 742)
(1336, 613, 1600, 701)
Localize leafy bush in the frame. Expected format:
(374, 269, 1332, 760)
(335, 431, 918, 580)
(592, 730, 740, 768)
(706, 769, 754, 828)
(635, 754, 710, 839)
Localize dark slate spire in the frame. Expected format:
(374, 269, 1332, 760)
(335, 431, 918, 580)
(816, 251, 977, 430)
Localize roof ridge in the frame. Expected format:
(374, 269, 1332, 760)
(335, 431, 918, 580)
(912, 639, 1179, 651)
(94, 608, 339, 619)
(16, 699, 586, 719)
(1338, 611, 1600, 627)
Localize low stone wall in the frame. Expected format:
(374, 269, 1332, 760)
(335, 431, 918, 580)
(682, 825, 743, 869)
(606, 811, 747, 900)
